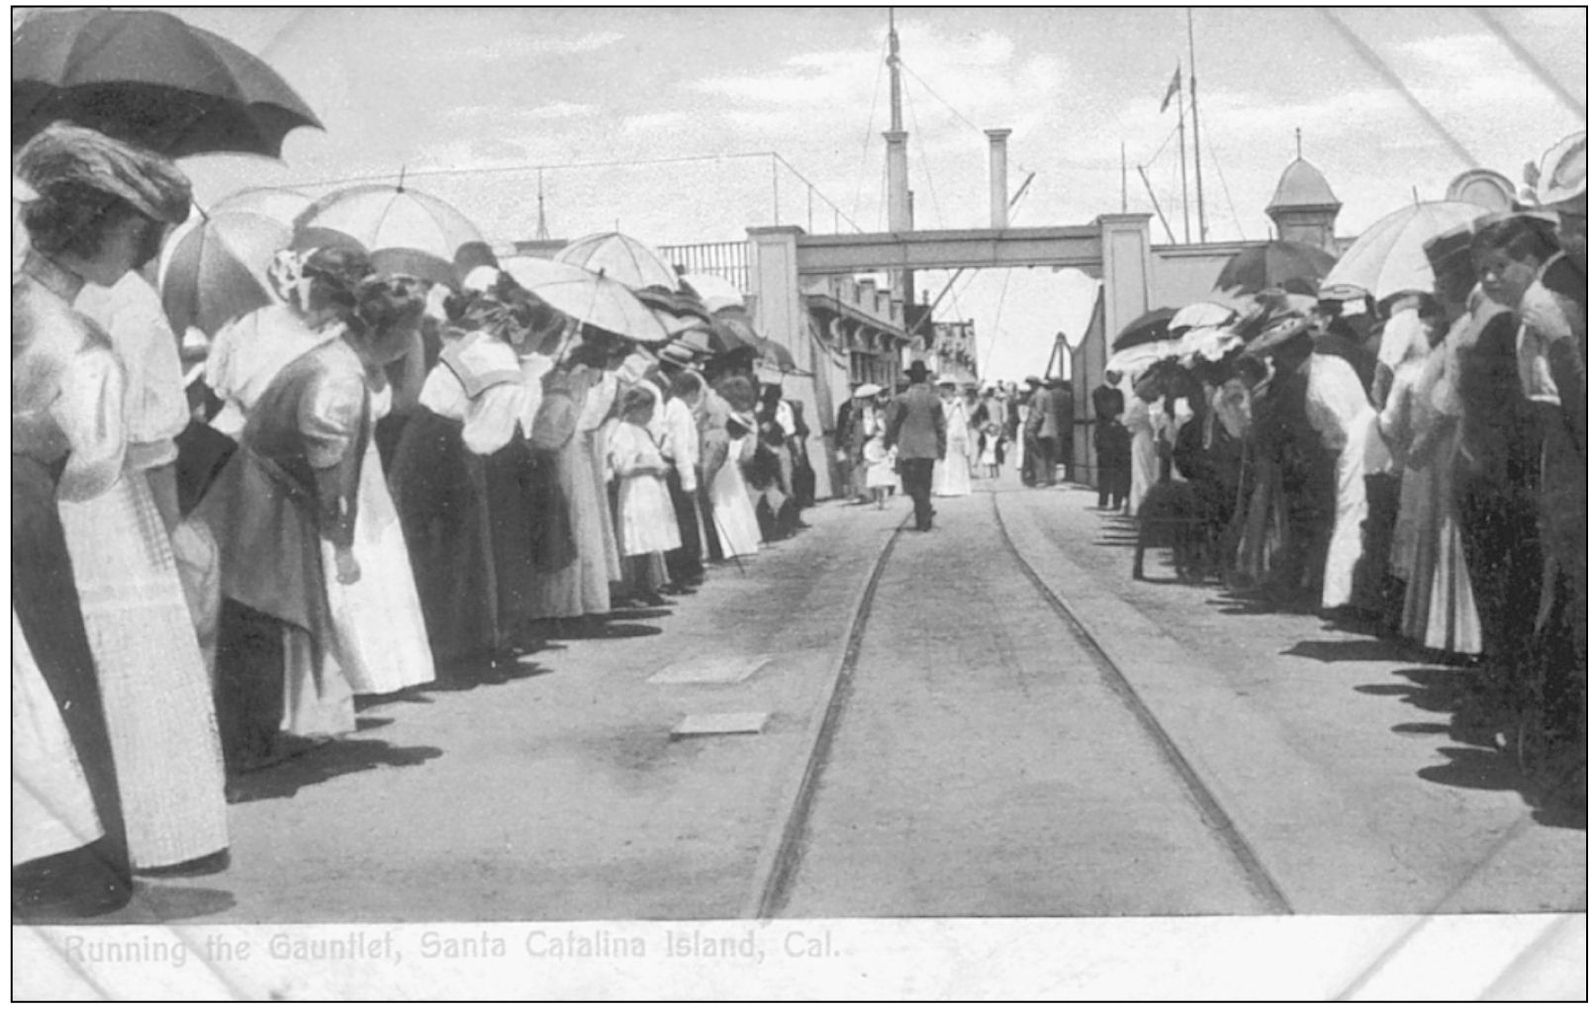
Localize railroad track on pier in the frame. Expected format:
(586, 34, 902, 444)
(744, 488, 1293, 919)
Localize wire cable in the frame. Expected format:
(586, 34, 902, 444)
(901, 72, 947, 230)
(851, 32, 889, 227)
(1205, 137, 1249, 241)
(1316, 7, 1479, 167)
(773, 153, 869, 233)
(289, 150, 778, 191)
(1471, 7, 1585, 117)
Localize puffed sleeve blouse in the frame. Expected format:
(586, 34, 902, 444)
(12, 275, 128, 502)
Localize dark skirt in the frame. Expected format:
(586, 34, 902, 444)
(664, 467, 704, 584)
(483, 436, 560, 643)
(388, 409, 498, 664)
(11, 457, 133, 916)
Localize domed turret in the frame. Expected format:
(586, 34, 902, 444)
(1266, 156, 1341, 254)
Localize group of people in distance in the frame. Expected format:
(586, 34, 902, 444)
(835, 371, 1087, 511)
(12, 121, 819, 920)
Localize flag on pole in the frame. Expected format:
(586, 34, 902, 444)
(1160, 65, 1182, 113)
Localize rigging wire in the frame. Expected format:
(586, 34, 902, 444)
(902, 71, 947, 231)
(898, 57, 1034, 177)
(1471, 7, 1585, 117)
(772, 153, 868, 233)
(288, 150, 779, 191)
(851, 32, 889, 227)
(1204, 137, 1249, 241)
(1316, 7, 1479, 167)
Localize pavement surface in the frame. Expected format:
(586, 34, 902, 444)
(32, 472, 1586, 926)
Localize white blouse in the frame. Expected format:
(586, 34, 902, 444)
(418, 333, 529, 456)
(76, 272, 188, 469)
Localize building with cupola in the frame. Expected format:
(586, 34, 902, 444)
(1265, 156, 1343, 255)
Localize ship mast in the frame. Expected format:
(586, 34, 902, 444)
(883, 9, 916, 338)
(1188, 8, 1208, 242)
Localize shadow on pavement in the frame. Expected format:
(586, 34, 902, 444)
(425, 658, 552, 693)
(1360, 665, 1587, 831)
(18, 884, 239, 927)
(1208, 587, 1321, 617)
(1284, 638, 1423, 664)
(225, 738, 443, 805)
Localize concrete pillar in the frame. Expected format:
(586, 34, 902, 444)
(746, 224, 833, 500)
(986, 128, 1012, 230)
(1096, 213, 1153, 354)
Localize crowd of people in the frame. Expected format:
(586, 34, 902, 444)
(11, 122, 822, 919)
(834, 373, 1088, 505)
(1087, 136, 1585, 788)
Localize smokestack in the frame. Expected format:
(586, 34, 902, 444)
(986, 128, 1012, 229)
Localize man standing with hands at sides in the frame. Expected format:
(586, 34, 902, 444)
(885, 360, 947, 532)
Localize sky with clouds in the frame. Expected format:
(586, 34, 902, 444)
(107, 7, 1589, 378)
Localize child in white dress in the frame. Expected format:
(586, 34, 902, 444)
(608, 386, 681, 604)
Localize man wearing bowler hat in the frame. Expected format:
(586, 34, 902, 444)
(884, 360, 946, 531)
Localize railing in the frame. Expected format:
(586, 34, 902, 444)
(659, 240, 750, 295)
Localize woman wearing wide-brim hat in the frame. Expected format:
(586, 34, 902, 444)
(17, 122, 233, 887)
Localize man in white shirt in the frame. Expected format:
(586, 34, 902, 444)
(659, 360, 707, 587)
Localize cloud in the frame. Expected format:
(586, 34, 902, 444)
(620, 111, 694, 134)
(451, 100, 598, 123)
(452, 29, 624, 60)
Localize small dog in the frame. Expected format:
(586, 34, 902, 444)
(1133, 480, 1215, 583)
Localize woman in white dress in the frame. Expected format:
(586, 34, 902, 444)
(1124, 389, 1159, 516)
(13, 608, 104, 872)
(711, 411, 763, 558)
(322, 334, 437, 696)
(19, 123, 228, 873)
(933, 379, 974, 497)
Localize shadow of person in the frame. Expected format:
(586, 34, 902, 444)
(583, 622, 664, 640)
(1209, 588, 1321, 617)
(425, 657, 552, 692)
(1365, 666, 1587, 830)
(17, 884, 238, 927)
(225, 739, 443, 804)
(1285, 638, 1426, 664)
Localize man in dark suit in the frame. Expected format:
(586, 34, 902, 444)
(1020, 376, 1045, 486)
(885, 360, 946, 531)
(1091, 370, 1128, 509)
(1048, 378, 1076, 482)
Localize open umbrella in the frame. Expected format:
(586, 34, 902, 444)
(555, 231, 680, 292)
(708, 307, 762, 355)
(500, 256, 671, 345)
(1169, 301, 1237, 335)
(680, 272, 745, 313)
(1214, 240, 1338, 296)
(293, 184, 484, 288)
(158, 209, 290, 338)
(1320, 201, 1489, 302)
(633, 283, 712, 335)
(1105, 340, 1180, 379)
(12, 8, 322, 158)
(1111, 306, 1177, 351)
(211, 187, 312, 226)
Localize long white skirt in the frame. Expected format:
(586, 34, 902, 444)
(934, 441, 973, 497)
(616, 474, 682, 556)
(12, 609, 104, 866)
(1128, 429, 1158, 515)
(710, 443, 762, 559)
(323, 441, 437, 696)
(1321, 430, 1370, 610)
(60, 469, 229, 869)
